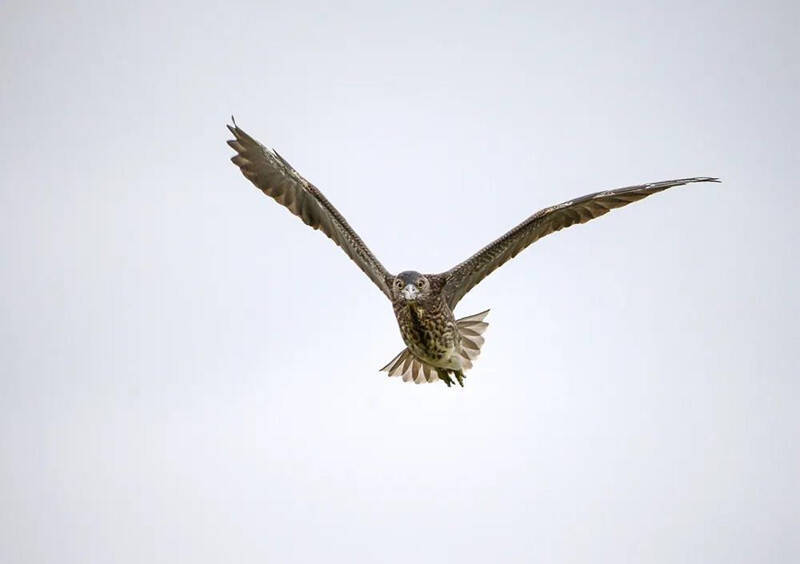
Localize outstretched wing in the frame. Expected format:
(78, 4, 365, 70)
(441, 177, 719, 308)
(227, 120, 393, 299)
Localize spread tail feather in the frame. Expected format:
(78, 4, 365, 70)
(454, 309, 490, 370)
(380, 309, 490, 384)
(379, 349, 438, 384)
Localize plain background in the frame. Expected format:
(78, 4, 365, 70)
(2, 1, 798, 562)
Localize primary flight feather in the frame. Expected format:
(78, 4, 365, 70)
(227, 120, 718, 387)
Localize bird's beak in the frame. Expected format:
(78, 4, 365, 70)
(402, 284, 419, 301)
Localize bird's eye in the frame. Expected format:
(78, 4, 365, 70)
(417, 280, 425, 288)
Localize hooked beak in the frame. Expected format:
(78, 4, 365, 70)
(401, 284, 419, 301)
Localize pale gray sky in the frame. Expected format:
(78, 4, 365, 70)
(1, 1, 798, 562)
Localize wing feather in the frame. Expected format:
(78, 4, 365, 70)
(227, 121, 393, 298)
(441, 177, 719, 307)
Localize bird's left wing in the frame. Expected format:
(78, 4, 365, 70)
(227, 121, 393, 299)
(440, 177, 719, 308)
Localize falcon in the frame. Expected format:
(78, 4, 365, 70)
(227, 120, 718, 387)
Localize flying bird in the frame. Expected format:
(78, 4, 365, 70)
(227, 120, 718, 387)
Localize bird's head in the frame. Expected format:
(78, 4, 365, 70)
(392, 271, 431, 303)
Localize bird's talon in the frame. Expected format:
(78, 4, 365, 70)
(437, 370, 454, 387)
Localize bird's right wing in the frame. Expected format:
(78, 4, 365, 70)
(441, 177, 719, 308)
(227, 121, 394, 299)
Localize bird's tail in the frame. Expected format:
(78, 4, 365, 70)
(454, 309, 490, 371)
(380, 310, 490, 384)
(380, 349, 437, 384)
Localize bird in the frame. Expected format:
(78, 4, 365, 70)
(226, 119, 718, 387)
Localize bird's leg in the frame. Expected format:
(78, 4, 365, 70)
(436, 369, 454, 387)
(453, 370, 465, 387)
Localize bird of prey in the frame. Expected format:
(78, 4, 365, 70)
(227, 120, 718, 387)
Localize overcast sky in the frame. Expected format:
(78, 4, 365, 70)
(1, 1, 798, 562)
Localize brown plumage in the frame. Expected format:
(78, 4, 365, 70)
(227, 119, 719, 387)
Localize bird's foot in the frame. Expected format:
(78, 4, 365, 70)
(437, 369, 464, 388)
(437, 369, 454, 387)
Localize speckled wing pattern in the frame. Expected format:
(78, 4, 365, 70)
(227, 121, 393, 298)
(442, 177, 720, 308)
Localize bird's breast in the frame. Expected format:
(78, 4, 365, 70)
(394, 303, 459, 367)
